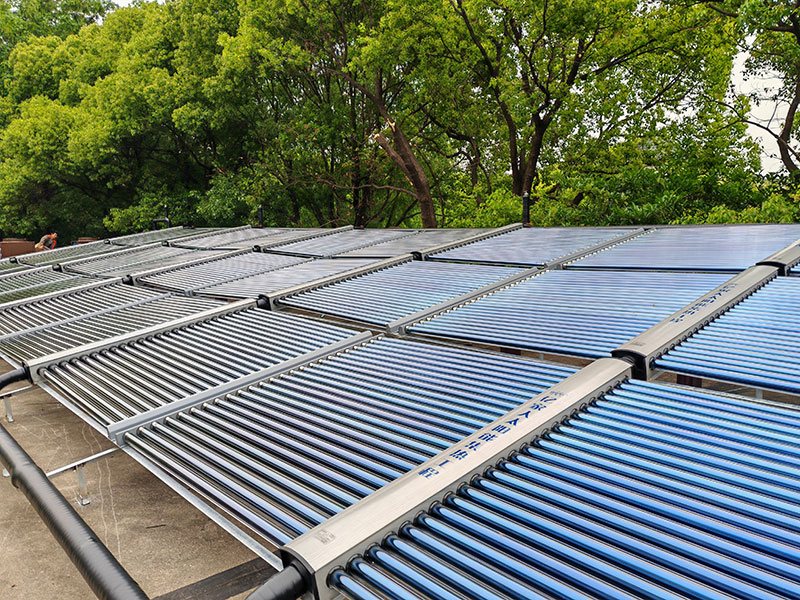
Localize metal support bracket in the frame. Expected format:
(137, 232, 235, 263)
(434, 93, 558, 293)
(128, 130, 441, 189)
(282, 357, 632, 600)
(1, 385, 33, 423)
(612, 265, 778, 380)
(756, 238, 800, 275)
(46, 447, 120, 506)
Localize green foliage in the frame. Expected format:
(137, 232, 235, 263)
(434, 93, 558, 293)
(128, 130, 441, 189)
(0, 0, 796, 242)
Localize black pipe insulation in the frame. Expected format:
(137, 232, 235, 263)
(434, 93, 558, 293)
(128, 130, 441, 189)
(522, 192, 531, 226)
(246, 562, 308, 600)
(0, 423, 148, 600)
(0, 367, 27, 393)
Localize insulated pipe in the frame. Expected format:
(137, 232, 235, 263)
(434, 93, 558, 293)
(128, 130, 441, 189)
(0, 423, 148, 600)
(522, 192, 531, 226)
(0, 367, 27, 393)
(246, 561, 308, 600)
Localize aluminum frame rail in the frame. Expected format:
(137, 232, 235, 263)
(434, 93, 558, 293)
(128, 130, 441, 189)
(415, 224, 521, 260)
(568, 224, 800, 272)
(33, 303, 363, 433)
(0, 294, 224, 365)
(197, 257, 384, 303)
(281, 357, 631, 599)
(0, 258, 32, 275)
(135, 250, 309, 294)
(755, 239, 800, 275)
(408, 270, 732, 359)
(171, 226, 348, 250)
(60, 244, 226, 278)
(109, 226, 219, 246)
(654, 275, 800, 395)
(0, 280, 158, 335)
(14, 240, 118, 267)
(334, 229, 493, 259)
(281, 261, 528, 329)
(614, 265, 778, 379)
(119, 337, 576, 556)
(326, 378, 800, 600)
(267, 229, 418, 258)
(0, 268, 91, 306)
(428, 227, 641, 267)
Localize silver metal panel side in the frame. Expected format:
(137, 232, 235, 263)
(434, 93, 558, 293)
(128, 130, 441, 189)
(547, 227, 647, 268)
(0, 288, 169, 345)
(128, 248, 251, 283)
(265, 255, 414, 308)
(756, 238, 800, 275)
(0, 277, 123, 311)
(386, 267, 542, 333)
(57, 242, 163, 271)
(165, 225, 253, 246)
(107, 330, 375, 444)
(416, 223, 522, 259)
(283, 357, 632, 599)
(253, 226, 355, 250)
(613, 265, 778, 379)
(26, 299, 257, 379)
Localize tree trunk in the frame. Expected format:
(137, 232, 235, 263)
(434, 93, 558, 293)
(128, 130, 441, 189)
(372, 126, 437, 228)
(778, 73, 800, 176)
(520, 120, 550, 196)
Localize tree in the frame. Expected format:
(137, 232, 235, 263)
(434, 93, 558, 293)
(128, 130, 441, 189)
(384, 0, 731, 197)
(239, 0, 440, 227)
(703, 1, 800, 177)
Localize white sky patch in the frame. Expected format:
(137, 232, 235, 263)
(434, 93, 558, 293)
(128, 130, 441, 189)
(731, 47, 786, 173)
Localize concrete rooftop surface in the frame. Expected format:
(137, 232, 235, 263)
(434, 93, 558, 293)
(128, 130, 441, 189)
(0, 364, 276, 600)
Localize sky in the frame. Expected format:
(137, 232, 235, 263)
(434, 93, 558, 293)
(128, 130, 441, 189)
(731, 49, 786, 173)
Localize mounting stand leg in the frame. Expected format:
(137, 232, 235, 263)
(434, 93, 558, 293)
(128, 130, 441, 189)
(1, 386, 33, 423)
(755, 389, 764, 400)
(45, 447, 118, 507)
(76, 466, 91, 506)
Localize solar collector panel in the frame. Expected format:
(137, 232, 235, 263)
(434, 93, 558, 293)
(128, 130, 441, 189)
(282, 261, 525, 327)
(570, 225, 800, 272)
(38, 309, 360, 426)
(331, 380, 800, 600)
(430, 227, 637, 267)
(409, 270, 731, 359)
(655, 276, 800, 394)
(124, 338, 576, 546)
(138, 252, 309, 294)
(0, 269, 91, 305)
(0, 295, 223, 362)
(270, 229, 417, 257)
(196, 258, 377, 299)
